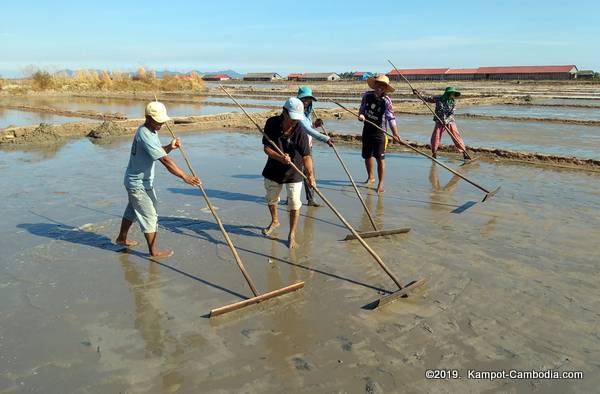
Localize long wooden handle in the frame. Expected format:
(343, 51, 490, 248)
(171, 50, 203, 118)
(219, 85, 405, 289)
(313, 109, 378, 231)
(387, 60, 470, 155)
(164, 123, 259, 297)
(333, 101, 492, 194)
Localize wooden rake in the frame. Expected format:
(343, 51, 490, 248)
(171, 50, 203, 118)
(220, 85, 425, 309)
(164, 123, 304, 317)
(313, 109, 411, 241)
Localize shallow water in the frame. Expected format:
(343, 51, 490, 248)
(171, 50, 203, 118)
(535, 98, 600, 107)
(326, 116, 600, 159)
(205, 82, 288, 89)
(460, 104, 600, 120)
(0, 108, 89, 128)
(0, 97, 264, 124)
(204, 96, 339, 109)
(0, 131, 598, 392)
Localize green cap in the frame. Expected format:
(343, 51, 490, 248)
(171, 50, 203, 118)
(444, 86, 461, 96)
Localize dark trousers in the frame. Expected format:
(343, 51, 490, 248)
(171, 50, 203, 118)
(303, 167, 314, 202)
(303, 147, 314, 202)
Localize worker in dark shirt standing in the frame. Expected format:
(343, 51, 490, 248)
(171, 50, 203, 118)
(358, 75, 400, 194)
(262, 97, 316, 249)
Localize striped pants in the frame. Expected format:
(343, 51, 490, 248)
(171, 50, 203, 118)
(431, 121, 466, 154)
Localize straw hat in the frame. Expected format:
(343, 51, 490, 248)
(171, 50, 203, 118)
(367, 74, 395, 93)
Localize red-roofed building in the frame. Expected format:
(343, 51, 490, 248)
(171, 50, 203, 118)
(387, 68, 449, 81)
(445, 68, 480, 80)
(287, 73, 304, 81)
(202, 73, 231, 81)
(353, 71, 372, 80)
(386, 65, 578, 81)
(476, 65, 577, 80)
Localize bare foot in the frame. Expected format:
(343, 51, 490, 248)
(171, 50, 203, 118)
(364, 178, 375, 184)
(376, 184, 385, 194)
(262, 221, 280, 236)
(149, 249, 174, 260)
(288, 235, 298, 249)
(115, 238, 139, 247)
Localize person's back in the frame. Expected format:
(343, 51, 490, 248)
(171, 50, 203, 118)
(124, 124, 166, 190)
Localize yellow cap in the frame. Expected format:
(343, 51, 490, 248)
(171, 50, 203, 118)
(145, 101, 170, 123)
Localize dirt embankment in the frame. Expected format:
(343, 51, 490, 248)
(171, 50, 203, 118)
(1, 109, 598, 172)
(0, 110, 284, 146)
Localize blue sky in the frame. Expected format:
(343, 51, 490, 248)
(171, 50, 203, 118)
(1, 0, 598, 77)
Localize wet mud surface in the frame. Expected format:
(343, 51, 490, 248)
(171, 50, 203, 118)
(0, 131, 598, 393)
(326, 117, 600, 160)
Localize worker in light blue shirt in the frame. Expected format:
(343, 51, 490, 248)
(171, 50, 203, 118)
(297, 86, 334, 207)
(116, 101, 200, 259)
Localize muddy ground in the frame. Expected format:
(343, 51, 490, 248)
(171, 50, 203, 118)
(0, 131, 598, 393)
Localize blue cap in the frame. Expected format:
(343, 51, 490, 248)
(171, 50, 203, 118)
(297, 86, 318, 101)
(283, 97, 305, 120)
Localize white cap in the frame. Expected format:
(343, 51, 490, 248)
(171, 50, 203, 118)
(145, 101, 170, 123)
(283, 97, 305, 120)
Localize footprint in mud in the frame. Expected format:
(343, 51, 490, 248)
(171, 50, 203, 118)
(337, 336, 353, 352)
(364, 377, 383, 394)
(291, 356, 312, 371)
(241, 328, 258, 338)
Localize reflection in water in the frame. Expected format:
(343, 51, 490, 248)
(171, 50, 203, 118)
(119, 254, 165, 357)
(481, 216, 499, 237)
(264, 238, 309, 386)
(296, 206, 317, 261)
(428, 163, 461, 210)
(118, 253, 185, 390)
(358, 192, 384, 232)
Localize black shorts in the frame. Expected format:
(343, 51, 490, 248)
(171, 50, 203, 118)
(361, 134, 387, 160)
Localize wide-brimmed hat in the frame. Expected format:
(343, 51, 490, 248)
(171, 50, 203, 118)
(145, 101, 170, 123)
(367, 74, 395, 93)
(283, 97, 305, 120)
(297, 86, 318, 101)
(444, 86, 461, 97)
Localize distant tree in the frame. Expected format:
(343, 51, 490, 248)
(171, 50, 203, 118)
(594, 72, 600, 81)
(32, 70, 53, 90)
(339, 71, 356, 80)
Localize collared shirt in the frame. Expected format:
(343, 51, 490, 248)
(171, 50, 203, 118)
(124, 125, 166, 189)
(262, 114, 311, 184)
